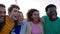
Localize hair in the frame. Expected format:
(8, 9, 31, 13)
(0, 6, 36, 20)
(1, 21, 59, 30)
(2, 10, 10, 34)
(27, 8, 39, 21)
(18, 11, 22, 13)
(45, 4, 56, 12)
(8, 4, 20, 12)
(0, 4, 5, 8)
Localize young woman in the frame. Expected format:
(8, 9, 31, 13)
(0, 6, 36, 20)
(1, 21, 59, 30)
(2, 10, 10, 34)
(26, 9, 44, 34)
(10, 11, 27, 34)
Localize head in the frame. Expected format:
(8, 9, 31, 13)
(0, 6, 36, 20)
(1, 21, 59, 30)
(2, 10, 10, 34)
(27, 9, 40, 23)
(0, 4, 6, 32)
(18, 11, 24, 24)
(8, 4, 20, 21)
(45, 4, 57, 21)
(0, 4, 6, 23)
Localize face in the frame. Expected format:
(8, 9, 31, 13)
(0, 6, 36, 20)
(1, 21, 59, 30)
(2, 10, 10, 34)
(9, 8, 19, 21)
(31, 11, 40, 22)
(46, 7, 57, 20)
(18, 12, 24, 24)
(0, 7, 6, 23)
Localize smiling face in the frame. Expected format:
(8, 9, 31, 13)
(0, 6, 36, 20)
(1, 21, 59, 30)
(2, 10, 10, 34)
(0, 7, 6, 23)
(46, 7, 57, 21)
(31, 11, 40, 22)
(18, 12, 24, 24)
(9, 8, 19, 21)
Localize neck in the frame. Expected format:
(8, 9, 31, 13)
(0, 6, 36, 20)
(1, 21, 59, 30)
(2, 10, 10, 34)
(17, 22, 22, 25)
(32, 21, 39, 24)
(9, 16, 14, 22)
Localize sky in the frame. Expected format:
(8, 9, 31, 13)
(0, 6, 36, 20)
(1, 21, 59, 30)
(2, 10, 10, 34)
(0, 0, 60, 18)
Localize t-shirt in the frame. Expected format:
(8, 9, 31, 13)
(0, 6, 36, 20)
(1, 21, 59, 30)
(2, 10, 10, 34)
(30, 21, 42, 34)
(42, 16, 60, 34)
(14, 25, 21, 34)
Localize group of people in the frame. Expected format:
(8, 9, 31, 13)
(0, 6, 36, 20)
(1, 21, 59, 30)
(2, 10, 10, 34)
(0, 3, 60, 34)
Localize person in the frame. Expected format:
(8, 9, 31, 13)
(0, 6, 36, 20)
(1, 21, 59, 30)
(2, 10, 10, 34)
(8, 4, 20, 22)
(0, 4, 15, 34)
(8, 4, 20, 34)
(0, 4, 6, 34)
(26, 9, 44, 34)
(42, 4, 60, 34)
(10, 11, 27, 34)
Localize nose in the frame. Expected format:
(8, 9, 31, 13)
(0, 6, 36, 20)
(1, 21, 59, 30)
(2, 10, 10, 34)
(1, 13, 5, 17)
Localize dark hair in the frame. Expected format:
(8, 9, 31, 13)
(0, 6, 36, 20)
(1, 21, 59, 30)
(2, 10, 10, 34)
(45, 4, 56, 12)
(27, 9, 39, 21)
(8, 4, 20, 12)
(18, 11, 22, 13)
(0, 4, 5, 8)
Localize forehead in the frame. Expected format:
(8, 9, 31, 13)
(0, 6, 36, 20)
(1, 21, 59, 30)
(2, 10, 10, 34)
(12, 8, 19, 10)
(0, 7, 5, 11)
(48, 7, 56, 11)
(33, 11, 39, 14)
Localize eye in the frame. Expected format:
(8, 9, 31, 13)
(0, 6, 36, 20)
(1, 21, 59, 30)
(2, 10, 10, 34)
(4, 11, 6, 14)
(14, 10, 18, 12)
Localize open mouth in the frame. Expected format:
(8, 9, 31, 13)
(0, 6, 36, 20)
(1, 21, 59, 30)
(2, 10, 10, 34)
(0, 17, 4, 20)
(0, 18, 4, 22)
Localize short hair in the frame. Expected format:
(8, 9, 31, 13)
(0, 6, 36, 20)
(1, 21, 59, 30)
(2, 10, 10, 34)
(8, 4, 20, 12)
(0, 4, 5, 8)
(45, 4, 56, 12)
(27, 9, 39, 21)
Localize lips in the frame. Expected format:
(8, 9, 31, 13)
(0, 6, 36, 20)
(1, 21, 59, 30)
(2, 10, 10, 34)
(0, 17, 4, 23)
(0, 16, 4, 19)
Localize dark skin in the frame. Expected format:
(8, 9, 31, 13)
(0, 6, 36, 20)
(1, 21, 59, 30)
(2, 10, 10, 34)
(0, 7, 6, 32)
(46, 7, 57, 21)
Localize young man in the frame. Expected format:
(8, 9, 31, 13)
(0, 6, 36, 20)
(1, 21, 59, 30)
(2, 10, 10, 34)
(0, 4, 15, 34)
(8, 4, 20, 34)
(0, 4, 6, 33)
(42, 4, 60, 34)
(8, 4, 20, 22)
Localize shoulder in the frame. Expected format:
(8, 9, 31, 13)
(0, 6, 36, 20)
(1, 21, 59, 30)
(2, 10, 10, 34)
(42, 15, 48, 18)
(42, 15, 49, 20)
(22, 20, 28, 25)
(57, 17, 60, 21)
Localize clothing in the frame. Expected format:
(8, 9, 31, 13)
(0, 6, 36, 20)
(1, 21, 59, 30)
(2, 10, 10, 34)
(11, 20, 28, 34)
(0, 16, 15, 34)
(26, 21, 44, 34)
(42, 16, 60, 34)
(30, 21, 42, 34)
(14, 25, 21, 34)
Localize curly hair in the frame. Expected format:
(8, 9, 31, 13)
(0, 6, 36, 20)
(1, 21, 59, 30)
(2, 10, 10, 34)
(27, 8, 39, 21)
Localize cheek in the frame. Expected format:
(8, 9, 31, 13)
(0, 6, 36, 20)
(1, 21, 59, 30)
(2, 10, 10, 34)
(32, 16, 36, 20)
(31, 15, 35, 19)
